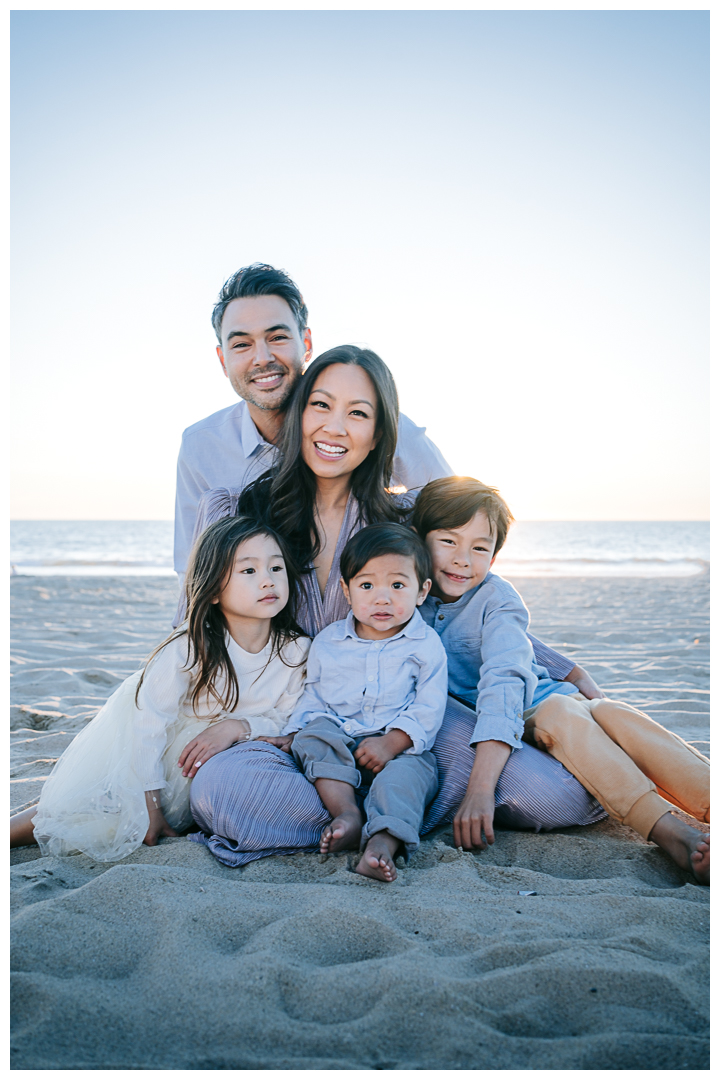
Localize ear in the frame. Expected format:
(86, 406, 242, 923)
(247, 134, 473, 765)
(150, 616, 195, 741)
(302, 327, 313, 370)
(340, 577, 350, 602)
(490, 555, 497, 567)
(210, 595, 220, 605)
(416, 579, 433, 605)
(217, 345, 229, 378)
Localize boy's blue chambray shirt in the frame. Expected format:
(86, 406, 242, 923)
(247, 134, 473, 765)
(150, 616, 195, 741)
(419, 572, 576, 750)
(284, 608, 448, 754)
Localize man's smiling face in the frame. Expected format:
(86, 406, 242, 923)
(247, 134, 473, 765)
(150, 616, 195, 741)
(217, 294, 313, 412)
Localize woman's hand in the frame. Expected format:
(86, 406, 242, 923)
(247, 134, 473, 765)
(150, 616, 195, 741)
(453, 788, 497, 851)
(355, 730, 413, 774)
(565, 664, 605, 700)
(178, 718, 251, 779)
(143, 791, 178, 846)
(256, 733, 296, 753)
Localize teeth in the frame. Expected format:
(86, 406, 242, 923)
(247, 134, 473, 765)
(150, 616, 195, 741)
(316, 442, 346, 455)
(254, 374, 281, 384)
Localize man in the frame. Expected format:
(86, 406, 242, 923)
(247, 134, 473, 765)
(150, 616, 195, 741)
(174, 263, 452, 580)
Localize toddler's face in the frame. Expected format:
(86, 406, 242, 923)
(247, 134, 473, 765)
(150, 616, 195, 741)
(425, 510, 497, 604)
(213, 533, 290, 623)
(341, 554, 431, 640)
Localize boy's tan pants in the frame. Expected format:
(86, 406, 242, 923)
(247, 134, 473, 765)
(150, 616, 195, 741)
(522, 693, 710, 840)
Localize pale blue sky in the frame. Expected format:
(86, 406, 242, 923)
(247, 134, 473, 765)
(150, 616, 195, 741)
(11, 10, 709, 519)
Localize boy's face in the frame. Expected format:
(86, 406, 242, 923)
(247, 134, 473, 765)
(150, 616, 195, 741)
(425, 510, 497, 604)
(341, 554, 432, 640)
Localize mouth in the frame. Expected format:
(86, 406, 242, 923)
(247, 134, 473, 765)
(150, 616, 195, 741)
(250, 370, 285, 391)
(259, 594, 280, 603)
(313, 441, 349, 461)
(371, 612, 393, 620)
(443, 571, 470, 584)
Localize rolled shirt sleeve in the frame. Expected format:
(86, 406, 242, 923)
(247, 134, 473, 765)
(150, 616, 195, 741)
(471, 600, 538, 750)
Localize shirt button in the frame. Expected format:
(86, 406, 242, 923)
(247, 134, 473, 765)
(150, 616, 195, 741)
(364, 705, 371, 712)
(343, 722, 353, 733)
(368, 675, 376, 681)
(438, 614, 445, 621)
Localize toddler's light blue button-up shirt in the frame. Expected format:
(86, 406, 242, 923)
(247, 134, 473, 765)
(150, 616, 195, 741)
(419, 573, 576, 750)
(284, 608, 448, 754)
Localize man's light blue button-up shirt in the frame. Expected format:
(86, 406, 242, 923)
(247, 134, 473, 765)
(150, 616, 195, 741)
(419, 572, 576, 750)
(284, 609, 448, 754)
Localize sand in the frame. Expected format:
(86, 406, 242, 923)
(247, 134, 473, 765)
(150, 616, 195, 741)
(10, 573, 710, 1070)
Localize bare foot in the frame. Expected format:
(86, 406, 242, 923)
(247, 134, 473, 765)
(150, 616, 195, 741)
(649, 812, 710, 886)
(355, 831, 400, 882)
(320, 810, 362, 854)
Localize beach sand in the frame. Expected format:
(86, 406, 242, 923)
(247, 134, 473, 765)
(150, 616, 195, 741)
(10, 573, 709, 1069)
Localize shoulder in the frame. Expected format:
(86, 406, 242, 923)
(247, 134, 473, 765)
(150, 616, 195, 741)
(279, 634, 312, 664)
(181, 402, 245, 444)
(480, 573, 529, 615)
(406, 612, 446, 657)
(145, 631, 192, 679)
(397, 411, 429, 443)
(197, 486, 239, 525)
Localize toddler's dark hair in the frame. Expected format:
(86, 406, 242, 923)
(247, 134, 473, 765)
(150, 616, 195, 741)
(412, 476, 514, 555)
(340, 523, 432, 589)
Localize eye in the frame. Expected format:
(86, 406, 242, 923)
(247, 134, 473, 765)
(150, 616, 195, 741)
(270, 564, 285, 573)
(359, 582, 373, 590)
(473, 545, 489, 553)
(349, 409, 370, 419)
(240, 567, 255, 575)
(391, 582, 405, 590)
(439, 538, 454, 546)
(269, 334, 289, 342)
(309, 399, 330, 409)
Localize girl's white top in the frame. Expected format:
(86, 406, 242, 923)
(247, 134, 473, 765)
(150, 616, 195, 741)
(135, 630, 310, 790)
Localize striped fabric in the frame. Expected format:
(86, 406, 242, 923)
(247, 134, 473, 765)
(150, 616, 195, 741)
(188, 696, 606, 867)
(422, 696, 607, 834)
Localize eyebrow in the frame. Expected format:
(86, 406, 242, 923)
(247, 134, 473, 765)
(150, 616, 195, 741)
(226, 323, 294, 341)
(356, 570, 412, 579)
(234, 553, 284, 563)
(440, 530, 495, 543)
(310, 388, 375, 407)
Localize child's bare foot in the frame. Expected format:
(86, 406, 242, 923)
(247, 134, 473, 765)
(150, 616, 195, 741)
(320, 810, 362, 853)
(649, 812, 710, 885)
(355, 831, 400, 882)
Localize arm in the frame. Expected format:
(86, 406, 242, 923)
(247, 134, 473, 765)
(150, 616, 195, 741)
(384, 638, 449, 754)
(471, 597, 538, 750)
(391, 413, 453, 492)
(527, 634, 605, 699)
(174, 437, 208, 579)
(280, 644, 333, 736)
(453, 740, 511, 850)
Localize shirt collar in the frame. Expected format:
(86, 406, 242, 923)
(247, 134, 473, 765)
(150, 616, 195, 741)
(332, 606, 427, 642)
(239, 400, 272, 458)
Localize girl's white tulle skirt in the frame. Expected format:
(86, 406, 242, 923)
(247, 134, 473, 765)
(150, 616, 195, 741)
(33, 670, 209, 862)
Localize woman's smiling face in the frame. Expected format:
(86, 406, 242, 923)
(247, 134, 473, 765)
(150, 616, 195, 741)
(301, 363, 379, 480)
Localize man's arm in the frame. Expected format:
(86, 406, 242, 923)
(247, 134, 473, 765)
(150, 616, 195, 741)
(174, 436, 207, 579)
(391, 413, 453, 491)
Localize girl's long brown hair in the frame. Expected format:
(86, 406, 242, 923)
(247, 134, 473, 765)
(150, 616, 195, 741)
(135, 517, 305, 717)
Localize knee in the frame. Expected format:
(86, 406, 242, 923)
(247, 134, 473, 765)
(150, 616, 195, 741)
(532, 694, 591, 744)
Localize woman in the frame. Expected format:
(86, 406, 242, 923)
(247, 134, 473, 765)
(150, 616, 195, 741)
(187, 346, 605, 867)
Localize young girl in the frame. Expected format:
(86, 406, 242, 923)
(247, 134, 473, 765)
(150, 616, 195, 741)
(413, 476, 710, 885)
(10, 517, 310, 862)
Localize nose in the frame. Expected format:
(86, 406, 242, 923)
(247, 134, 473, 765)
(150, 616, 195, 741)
(453, 550, 470, 567)
(252, 338, 274, 366)
(374, 588, 392, 605)
(321, 407, 348, 437)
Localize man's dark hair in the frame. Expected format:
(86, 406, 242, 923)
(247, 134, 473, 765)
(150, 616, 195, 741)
(211, 263, 309, 342)
(340, 523, 433, 590)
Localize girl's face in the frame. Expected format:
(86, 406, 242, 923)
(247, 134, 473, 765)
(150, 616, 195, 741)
(213, 533, 290, 623)
(425, 510, 497, 604)
(301, 363, 379, 481)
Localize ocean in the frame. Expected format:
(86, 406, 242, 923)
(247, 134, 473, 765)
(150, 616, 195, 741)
(10, 520, 709, 578)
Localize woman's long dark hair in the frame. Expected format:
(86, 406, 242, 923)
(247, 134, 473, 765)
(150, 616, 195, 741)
(237, 345, 403, 569)
(136, 517, 305, 717)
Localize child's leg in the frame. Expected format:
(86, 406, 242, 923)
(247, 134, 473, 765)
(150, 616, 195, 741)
(526, 693, 710, 883)
(291, 718, 362, 853)
(357, 750, 438, 882)
(10, 806, 38, 848)
(588, 698, 709, 823)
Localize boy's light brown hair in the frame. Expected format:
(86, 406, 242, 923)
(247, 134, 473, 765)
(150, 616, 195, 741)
(412, 476, 514, 556)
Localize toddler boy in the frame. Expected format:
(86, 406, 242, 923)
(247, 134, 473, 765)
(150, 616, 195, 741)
(261, 522, 447, 882)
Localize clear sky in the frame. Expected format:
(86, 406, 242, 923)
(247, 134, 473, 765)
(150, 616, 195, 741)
(11, 9, 709, 520)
